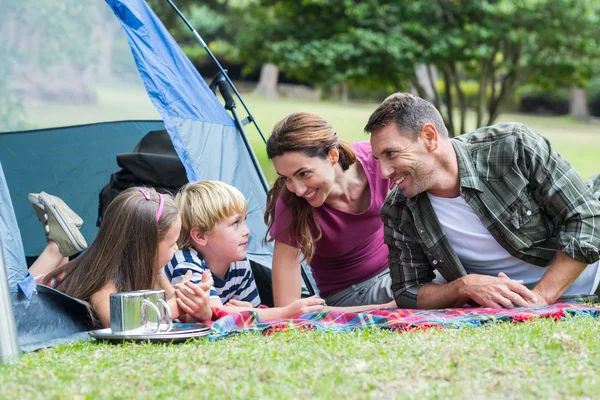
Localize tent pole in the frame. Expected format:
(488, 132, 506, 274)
(0, 236, 20, 364)
(163, 0, 267, 145)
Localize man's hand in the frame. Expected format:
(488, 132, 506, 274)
(174, 270, 214, 321)
(282, 296, 325, 318)
(458, 272, 538, 308)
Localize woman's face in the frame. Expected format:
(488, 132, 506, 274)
(155, 215, 181, 272)
(272, 150, 336, 208)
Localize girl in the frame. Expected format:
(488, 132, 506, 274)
(265, 113, 395, 308)
(34, 187, 212, 328)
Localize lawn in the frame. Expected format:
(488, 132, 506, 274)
(5, 86, 600, 399)
(2, 317, 600, 399)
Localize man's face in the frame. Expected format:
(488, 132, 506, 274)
(370, 123, 434, 198)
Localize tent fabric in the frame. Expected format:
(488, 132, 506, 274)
(0, 120, 165, 258)
(0, 161, 27, 292)
(107, 0, 274, 267)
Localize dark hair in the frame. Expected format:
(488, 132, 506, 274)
(264, 112, 356, 262)
(364, 92, 448, 139)
(47, 187, 179, 307)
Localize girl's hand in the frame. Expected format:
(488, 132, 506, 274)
(226, 299, 254, 308)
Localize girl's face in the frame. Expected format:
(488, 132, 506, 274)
(272, 150, 336, 208)
(156, 215, 181, 271)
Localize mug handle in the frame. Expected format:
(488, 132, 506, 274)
(141, 299, 161, 334)
(157, 299, 173, 332)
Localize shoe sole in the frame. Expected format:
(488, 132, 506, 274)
(28, 192, 83, 228)
(39, 193, 87, 255)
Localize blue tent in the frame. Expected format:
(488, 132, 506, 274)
(0, 0, 307, 353)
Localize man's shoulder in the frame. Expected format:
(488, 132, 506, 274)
(456, 122, 535, 146)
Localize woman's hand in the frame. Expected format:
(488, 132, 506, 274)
(281, 296, 325, 319)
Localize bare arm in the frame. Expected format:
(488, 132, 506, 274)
(531, 249, 589, 305)
(218, 296, 324, 320)
(272, 241, 303, 307)
(89, 281, 118, 328)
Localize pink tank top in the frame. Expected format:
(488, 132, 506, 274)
(269, 141, 390, 298)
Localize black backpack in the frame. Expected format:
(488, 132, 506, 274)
(97, 129, 188, 226)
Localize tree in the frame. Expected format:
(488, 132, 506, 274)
(234, 1, 419, 97)
(236, 0, 600, 136)
(0, 0, 99, 132)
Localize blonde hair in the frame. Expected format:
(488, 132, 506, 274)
(177, 180, 248, 249)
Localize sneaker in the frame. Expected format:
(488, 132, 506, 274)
(29, 192, 88, 257)
(28, 192, 83, 228)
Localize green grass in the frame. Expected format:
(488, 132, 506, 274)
(10, 87, 600, 399)
(2, 316, 600, 399)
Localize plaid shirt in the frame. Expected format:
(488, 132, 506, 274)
(381, 123, 600, 308)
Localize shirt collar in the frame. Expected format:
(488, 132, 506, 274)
(451, 138, 484, 193)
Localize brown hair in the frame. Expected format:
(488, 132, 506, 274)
(47, 187, 179, 306)
(177, 180, 248, 250)
(364, 92, 448, 139)
(264, 112, 356, 262)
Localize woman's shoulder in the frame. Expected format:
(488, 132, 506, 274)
(351, 140, 372, 158)
(351, 141, 379, 176)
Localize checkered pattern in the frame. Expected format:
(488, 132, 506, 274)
(381, 123, 600, 308)
(207, 302, 600, 341)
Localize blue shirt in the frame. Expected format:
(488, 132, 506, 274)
(164, 248, 261, 307)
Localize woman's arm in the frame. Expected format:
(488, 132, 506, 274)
(272, 241, 303, 307)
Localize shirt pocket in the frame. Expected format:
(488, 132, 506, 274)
(508, 192, 552, 247)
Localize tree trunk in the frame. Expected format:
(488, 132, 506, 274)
(414, 64, 437, 102)
(338, 81, 349, 103)
(254, 64, 279, 99)
(570, 87, 590, 121)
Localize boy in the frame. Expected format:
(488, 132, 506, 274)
(165, 180, 325, 319)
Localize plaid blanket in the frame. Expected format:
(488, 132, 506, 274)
(207, 302, 600, 341)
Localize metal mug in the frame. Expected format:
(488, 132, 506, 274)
(109, 289, 173, 335)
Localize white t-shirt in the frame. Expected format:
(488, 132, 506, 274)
(427, 193, 600, 295)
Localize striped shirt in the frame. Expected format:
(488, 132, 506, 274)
(164, 248, 261, 307)
(381, 123, 600, 308)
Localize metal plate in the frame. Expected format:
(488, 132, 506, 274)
(89, 323, 211, 343)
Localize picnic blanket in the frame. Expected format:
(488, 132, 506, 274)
(207, 302, 600, 341)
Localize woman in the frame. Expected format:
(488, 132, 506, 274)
(265, 113, 394, 307)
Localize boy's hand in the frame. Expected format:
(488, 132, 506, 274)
(226, 299, 254, 308)
(174, 270, 213, 321)
(282, 296, 324, 319)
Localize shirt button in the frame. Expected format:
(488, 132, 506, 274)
(526, 210, 532, 216)
(432, 260, 438, 265)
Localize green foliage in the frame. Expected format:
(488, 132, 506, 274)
(0, 0, 101, 132)
(515, 85, 570, 115)
(234, 1, 418, 87)
(234, 0, 600, 135)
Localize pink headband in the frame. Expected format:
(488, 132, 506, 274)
(139, 189, 164, 221)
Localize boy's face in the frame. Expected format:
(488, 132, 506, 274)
(204, 212, 249, 263)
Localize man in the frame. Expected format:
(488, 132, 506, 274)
(366, 92, 600, 309)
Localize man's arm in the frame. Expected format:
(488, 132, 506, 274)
(516, 125, 600, 300)
(417, 274, 538, 309)
(531, 249, 589, 305)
